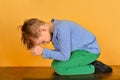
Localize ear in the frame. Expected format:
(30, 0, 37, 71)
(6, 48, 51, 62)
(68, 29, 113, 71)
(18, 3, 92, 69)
(38, 27, 42, 32)
(38, 27, 45, 32)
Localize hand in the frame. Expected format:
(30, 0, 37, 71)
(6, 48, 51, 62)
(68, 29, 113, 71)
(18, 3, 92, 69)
(30, 45, 44, 56)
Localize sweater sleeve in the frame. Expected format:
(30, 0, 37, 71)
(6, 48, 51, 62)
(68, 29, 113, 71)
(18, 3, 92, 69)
(43, 26, 71, 61)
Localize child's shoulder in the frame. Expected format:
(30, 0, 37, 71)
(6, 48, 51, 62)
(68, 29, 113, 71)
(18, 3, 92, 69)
(54, 19, 82, 31)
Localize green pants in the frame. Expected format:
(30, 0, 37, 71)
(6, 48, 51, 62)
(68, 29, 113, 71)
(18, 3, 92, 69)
(51, 50, 100, 75)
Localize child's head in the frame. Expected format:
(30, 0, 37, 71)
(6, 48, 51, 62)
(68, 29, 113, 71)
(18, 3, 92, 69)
(20, 18, 53, 49)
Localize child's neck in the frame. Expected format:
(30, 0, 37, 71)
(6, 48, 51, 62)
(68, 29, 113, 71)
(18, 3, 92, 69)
(44, 22, 54, 33)
(48, 22, 54, 33)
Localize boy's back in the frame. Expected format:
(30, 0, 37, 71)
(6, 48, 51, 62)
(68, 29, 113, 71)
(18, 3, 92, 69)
(52, 19, 100, 54)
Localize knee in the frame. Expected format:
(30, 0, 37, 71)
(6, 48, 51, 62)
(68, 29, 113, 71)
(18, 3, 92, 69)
(51, 60, 66, 75)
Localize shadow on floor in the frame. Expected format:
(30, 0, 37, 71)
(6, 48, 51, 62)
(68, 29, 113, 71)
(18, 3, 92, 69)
(23, 73, 112, 80)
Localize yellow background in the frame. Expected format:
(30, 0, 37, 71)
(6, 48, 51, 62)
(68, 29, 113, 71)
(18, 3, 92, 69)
(0, 0, 120, 66)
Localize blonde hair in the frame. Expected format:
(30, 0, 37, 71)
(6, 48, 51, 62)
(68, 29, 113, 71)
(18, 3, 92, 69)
(20, 18, 45, 49)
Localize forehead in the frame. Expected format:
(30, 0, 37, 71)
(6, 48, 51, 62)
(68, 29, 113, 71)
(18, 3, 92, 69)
(29, 36, 41, 45)
(29, 36, 38, 41)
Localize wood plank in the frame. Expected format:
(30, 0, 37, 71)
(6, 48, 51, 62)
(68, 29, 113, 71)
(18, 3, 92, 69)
(0, 65, 119, 80)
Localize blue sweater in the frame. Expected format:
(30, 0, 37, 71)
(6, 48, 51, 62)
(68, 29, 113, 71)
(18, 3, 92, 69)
(43, 19, 100, 61)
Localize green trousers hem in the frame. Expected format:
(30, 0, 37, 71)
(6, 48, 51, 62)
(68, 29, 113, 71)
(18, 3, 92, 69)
(51, 50, 100, 75)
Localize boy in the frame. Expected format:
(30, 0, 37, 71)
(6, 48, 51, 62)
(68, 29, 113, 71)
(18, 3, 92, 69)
(20, 18, 112, 75)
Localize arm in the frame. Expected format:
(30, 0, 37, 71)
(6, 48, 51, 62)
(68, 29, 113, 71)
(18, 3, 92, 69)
(43, 26, 72, 61)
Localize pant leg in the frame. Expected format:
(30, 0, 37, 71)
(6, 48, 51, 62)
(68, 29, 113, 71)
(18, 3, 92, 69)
(51, 50, 100, 75)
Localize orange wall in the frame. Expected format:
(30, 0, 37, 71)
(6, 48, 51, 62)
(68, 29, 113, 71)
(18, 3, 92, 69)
(0, 0, 120, 66)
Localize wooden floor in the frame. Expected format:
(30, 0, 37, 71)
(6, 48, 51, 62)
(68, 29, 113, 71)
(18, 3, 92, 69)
(0, 65, 120, 80)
